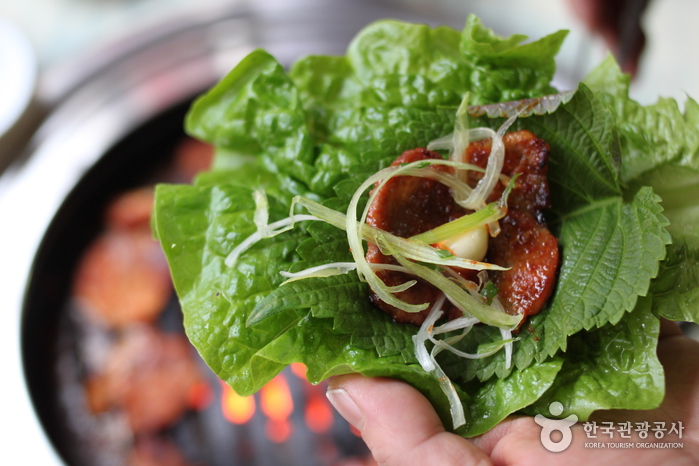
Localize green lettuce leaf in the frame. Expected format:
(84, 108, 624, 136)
(585, 56, 699, 323)
(186, 49, 316, 185)
(154, 183, 306, 391)
(455, 87, 669, 380)
(346, 20, 466, 92)
(584, 56, 699, 185)
(153, 17, 680, 437)
(154, 183, 466, 429)
(465, 358, 563, 437)
(460, 15, 567, 104)
(522, 296, 664, 420)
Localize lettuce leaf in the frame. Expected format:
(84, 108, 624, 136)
(522, 296, 664, 420)
(460, 15, 567, 104)
(153, 17, 685, 437)
(585, 57, 699, 323)
(186, 49, 316, 186)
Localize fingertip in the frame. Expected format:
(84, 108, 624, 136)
(328, 374, 444, 436)
(327, 373, 364, 391)
(325, 375, 491, 465)
(326, 382, 365, 432)
(659, 318, 683, 339)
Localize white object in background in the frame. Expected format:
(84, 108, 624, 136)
(0, 18, 37, 147)
(0, 17, 58, 466)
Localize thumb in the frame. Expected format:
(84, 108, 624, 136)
(326, 374, 492, 466)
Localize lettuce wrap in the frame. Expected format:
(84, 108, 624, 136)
(152, 16, 699, 436)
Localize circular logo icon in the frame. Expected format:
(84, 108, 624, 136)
(534, 402, 578, 453)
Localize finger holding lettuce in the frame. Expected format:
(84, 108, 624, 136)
(152, 15, 698, 436)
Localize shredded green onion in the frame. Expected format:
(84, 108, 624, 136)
(280, 262, 358, 284)
(410, 202, 505, 244)
(412, 296, 468, 429)
(293, 195, 507, 272)
(225, 213, 319, 267)
(411, 291, 516, 430)
(252, 189, 270, 235)
(346, 165, 429, 312)
(280, 261, 414, 285)
(381, 238, 521, 329)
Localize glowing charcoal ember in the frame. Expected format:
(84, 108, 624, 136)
(266, 419, 293, 443)
(261, 374, 294, 442)
(261, 374, 294, 421)
(220, 380, 256, 424)
(305, 391, 334, 434)
(290, 362, 308, 379)
(186, 381, 214, 411)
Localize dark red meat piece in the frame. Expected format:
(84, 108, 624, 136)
(466, 130, 559, 319)
(486, 209, 559, 317)
(74, 187, 172, 328)
(73, 228, 172, 328)
(365, 148, 466, 324)
(105, 187, 155, 231)
(173, 137, 214, 182)
(365, 130, 559, 325)
(85, 325, 204, 433)
(466, 130, 551, 213)
(366, 149, 465, 237)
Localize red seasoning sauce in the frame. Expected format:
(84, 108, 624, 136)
(365, 148, 466, 325)
(365, 130, 559, 325)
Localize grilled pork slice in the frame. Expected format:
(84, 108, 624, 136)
(366, 130, 559, 325)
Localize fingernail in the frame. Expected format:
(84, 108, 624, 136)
(326, 388, 365, 431)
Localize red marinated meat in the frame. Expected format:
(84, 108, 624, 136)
(366, 149, 465, 237)
(105, 187, 155, 231)
(73, 228, 172, 328)
(85, 325, 204, 433)
(74, 187, 173, 328)
(365, 148, 466, 324)
(173, 137, 214, 182)
(486, 209, 559, 317)
(466, 130, 551, 213)
(466, 130, 559, 318)
(365, 130, 559, 325)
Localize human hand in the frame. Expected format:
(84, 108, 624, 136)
(326, 320, 699, 465)
(566, 0, 649, 76)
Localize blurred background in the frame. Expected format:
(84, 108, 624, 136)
(3, 0, 699, 102)
(1, 0, 698, 465)
(2, 0, 699, 177)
